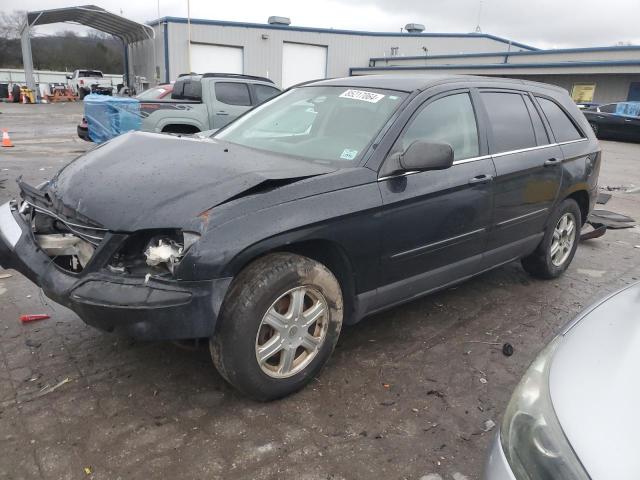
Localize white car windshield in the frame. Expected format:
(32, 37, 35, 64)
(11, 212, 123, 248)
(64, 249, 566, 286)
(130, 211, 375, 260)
(215, 86, 407, 164)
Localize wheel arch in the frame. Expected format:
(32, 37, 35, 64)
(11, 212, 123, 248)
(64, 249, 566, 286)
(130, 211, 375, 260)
(223, 238, 357, 323)
(565, 189, 590, 225)
(161, 123, 201, 134)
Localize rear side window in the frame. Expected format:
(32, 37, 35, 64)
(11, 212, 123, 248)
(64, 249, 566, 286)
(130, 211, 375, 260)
(481, 92, 536, 153)
(182, 80, 202, 100)
(253, 85, 280, 105)
(215, 82, 251, 106)
(536, 97, 584, 142)
(523, 95, 549, 145)
(399, 93, 479, 161)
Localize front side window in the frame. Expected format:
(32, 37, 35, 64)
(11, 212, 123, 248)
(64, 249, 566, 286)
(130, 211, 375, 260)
(215, 86, 407, 164)
(481, 92, 537, 153)
(398, 92, 479, 161)
(536, 97, 584, 142)
(215, 82, 251, 106)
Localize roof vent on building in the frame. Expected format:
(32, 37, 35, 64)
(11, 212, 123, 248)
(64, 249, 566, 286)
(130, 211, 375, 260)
(405, 23, 425, 33)
(268, 16, 291, 26)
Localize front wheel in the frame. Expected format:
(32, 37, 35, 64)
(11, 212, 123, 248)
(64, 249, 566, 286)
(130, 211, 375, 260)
(210, 253, 344, 401)
(521, 199, 581, 279)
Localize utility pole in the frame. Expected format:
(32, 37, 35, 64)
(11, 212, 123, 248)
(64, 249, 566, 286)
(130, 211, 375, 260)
(187, 0, 192, 72)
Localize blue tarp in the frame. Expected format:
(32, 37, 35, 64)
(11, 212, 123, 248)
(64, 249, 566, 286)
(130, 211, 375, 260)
(84, 94, 142, 143)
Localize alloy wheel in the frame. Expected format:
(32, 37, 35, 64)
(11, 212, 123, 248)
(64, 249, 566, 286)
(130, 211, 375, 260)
(550, 213, 576, 267)
(255, 286, 330, 378)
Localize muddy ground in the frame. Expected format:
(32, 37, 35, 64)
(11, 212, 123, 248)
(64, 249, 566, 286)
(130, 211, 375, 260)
(0, 102, 639, 479)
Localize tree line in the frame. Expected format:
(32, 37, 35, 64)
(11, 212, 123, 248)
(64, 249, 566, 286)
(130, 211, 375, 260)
(0, 11, 124, 73)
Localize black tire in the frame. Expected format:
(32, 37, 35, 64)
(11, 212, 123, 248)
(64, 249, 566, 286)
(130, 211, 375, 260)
(521, 199, 582, 279)
(78, 88, 87, 100)
(210, 253, 344, 401)
(589, 121, 599, 137)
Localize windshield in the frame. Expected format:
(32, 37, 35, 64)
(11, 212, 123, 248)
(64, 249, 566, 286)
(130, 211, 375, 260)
(215, 86, 407, 164)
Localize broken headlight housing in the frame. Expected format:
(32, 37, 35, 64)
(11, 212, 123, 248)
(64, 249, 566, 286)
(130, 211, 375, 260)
(500, 337, 589, 480)
(108, 230, 200, 277)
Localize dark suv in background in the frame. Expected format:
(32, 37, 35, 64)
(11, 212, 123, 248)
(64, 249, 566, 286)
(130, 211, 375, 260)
(0, 75, 600, 400)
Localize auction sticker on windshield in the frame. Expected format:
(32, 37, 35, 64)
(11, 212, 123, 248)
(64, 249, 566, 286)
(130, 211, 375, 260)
(340, 149, 358, 160)
(339, 89, 385, 103)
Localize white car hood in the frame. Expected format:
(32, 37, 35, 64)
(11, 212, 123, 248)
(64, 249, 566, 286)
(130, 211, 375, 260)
(549, 283, 640, 480)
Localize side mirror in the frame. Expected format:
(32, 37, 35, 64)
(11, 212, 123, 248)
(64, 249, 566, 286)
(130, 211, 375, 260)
(66, 74, 72, 80)
(400, 141, 454, 171)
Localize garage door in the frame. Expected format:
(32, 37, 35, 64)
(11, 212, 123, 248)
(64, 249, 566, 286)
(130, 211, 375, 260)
(282, 42, 327, 88)
(190, 43, 243, 75)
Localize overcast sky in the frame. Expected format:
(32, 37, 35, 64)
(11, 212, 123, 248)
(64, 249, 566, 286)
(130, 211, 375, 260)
(11, 0, 640, 49)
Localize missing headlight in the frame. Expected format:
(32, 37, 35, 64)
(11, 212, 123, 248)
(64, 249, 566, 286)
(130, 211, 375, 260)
(108, 230, 200, 277)
(145, 238, 184, 273)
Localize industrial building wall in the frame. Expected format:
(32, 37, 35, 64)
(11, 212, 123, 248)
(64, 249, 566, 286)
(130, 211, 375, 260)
(500, 74, 640, 104)
(370, 46, 640, 67)
(163, 20, 531, 86)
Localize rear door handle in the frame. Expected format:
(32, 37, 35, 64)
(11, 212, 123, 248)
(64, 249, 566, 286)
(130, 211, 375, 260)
(544, 157, 562, 167)
(216, 111, 229, 116)
(468, 174, 493, 185)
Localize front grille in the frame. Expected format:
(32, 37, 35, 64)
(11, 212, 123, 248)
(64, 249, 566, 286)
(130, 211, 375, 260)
(27, 202, 107, 246)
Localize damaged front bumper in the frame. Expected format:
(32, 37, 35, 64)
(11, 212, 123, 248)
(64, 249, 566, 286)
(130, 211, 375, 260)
(0, 201, 231, 340)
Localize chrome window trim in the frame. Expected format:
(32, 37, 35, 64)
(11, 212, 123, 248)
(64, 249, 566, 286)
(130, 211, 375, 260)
(390, 227, 486, 260)
(377, 138, 588, 182)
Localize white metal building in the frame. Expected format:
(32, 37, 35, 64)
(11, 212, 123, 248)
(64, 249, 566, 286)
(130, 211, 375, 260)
(140, 16, 535, 88)
(132, 16, 640, 105)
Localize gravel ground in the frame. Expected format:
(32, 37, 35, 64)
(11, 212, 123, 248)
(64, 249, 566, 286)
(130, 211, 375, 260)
(0, 102, 639, 480)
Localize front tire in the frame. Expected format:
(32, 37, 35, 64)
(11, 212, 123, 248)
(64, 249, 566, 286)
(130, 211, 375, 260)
(210, 253, 344, 401)
(521, 199, 581, 279)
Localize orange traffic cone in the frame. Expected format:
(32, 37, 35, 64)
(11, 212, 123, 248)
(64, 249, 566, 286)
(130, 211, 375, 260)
(2, 129, 14, 148)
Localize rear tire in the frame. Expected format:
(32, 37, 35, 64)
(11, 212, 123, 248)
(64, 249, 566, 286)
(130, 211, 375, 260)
(210, 253, 344, 401)
(521, 199, 581, 279)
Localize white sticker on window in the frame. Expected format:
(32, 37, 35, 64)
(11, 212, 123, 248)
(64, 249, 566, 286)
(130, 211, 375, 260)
(340, 149, 358, 160)
(339, 89, 385, 103)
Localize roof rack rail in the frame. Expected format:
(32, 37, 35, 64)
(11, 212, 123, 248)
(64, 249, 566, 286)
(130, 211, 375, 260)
(178, 72, 198, 77)
(201, 73, 274, 84)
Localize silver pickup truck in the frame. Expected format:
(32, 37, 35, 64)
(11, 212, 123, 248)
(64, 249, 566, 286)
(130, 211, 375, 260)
(78, 73, 281, 141)
(142, 73, 281, 134)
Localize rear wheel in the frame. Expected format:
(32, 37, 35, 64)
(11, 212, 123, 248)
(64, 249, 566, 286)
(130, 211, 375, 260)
(210, 253, 343, 401)
(521, 199, 581, 279)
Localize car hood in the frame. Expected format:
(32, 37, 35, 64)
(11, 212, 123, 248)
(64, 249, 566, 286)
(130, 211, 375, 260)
(549, 282, 640, 480)
(43, 131, 336, 231)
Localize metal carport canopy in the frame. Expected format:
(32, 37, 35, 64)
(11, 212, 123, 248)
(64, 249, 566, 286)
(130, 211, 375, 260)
(21, 5, 154, 91)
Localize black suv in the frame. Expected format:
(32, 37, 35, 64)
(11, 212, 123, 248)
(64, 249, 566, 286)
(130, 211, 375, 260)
(0, 75, 600, 400)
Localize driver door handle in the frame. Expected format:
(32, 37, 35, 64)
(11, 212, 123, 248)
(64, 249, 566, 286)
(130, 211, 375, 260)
(544, 157, 562, 167)
(468, 174, 493, 185)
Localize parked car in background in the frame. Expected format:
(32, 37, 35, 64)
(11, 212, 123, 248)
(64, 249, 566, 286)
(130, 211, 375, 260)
(77, 73, 281, 141)
(67, 69, 113, 99)
(583, 101, 640, 140)
(135, 83, 174, 100)
(1, 75, 599, 400)
(484, 281, 640, 480)
(139, 73, 280, 134)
